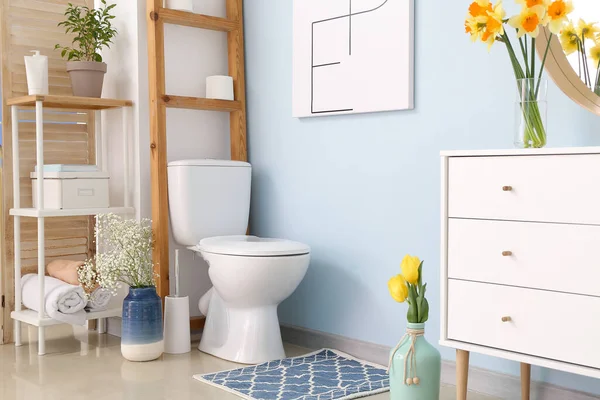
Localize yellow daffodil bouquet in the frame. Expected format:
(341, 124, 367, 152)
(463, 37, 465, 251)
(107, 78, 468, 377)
(388, 255, 429, 324)
(560, 19, 600, 95)
(466, 0, 575, 148)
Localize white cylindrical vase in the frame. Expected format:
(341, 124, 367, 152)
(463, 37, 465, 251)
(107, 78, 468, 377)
(163, 296, 191, 354)
(164, 0, 193, 12)
(206, 75, 234, 101)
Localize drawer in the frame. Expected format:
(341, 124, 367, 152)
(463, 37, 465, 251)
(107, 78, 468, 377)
(447, 280, 600, 368)
(447, 219, 600, 296)
(448, 155, 600, 224)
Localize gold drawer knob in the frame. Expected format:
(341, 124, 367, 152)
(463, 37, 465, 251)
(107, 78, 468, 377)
(502, 186, 513, 191)
(502, 251, 513, 257)
(501, 316, 512, 322)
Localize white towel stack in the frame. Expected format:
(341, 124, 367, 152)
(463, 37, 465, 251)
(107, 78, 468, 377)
(21, 274, 87, 325)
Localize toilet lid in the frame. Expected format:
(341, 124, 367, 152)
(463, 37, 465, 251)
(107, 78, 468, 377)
(198, 236, 310, 257)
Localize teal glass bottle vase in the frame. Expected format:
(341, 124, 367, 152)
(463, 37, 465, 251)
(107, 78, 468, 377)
(389, 323, 441, 400)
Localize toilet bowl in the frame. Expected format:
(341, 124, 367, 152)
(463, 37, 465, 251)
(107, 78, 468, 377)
(167, 160, 310, 364)
(194, 236, 310, 364)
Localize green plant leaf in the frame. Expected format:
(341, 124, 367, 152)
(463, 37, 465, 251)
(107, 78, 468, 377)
(56, 0, 117, 62)
(406, 284, 418, 323)
(417, 261, 424, 291)
(417, 283, 427, 322)
(419, 298, 429, 323)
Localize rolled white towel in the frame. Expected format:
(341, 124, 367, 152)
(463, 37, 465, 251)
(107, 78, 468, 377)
(86, 288, 111, 311)
(21, 274, 87, 325)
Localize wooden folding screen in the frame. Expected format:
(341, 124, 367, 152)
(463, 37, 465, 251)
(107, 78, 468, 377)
(1, 0, 95, 344)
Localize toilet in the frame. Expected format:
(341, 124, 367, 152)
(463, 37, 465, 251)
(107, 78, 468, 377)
(167, 160, 310, 364)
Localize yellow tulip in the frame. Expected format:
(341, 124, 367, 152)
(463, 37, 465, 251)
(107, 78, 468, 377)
(546, 0, 574, 34)
(560, 21, 579, 55)
(509, 5, 547, 38)
(400, 254, 420, 285)
(388, 274, 409, 303)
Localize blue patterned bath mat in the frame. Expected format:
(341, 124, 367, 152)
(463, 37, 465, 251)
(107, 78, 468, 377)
(193, 349, 389, 400)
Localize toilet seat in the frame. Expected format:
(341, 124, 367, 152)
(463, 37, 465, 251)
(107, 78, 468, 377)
(198, 235, 310, 257)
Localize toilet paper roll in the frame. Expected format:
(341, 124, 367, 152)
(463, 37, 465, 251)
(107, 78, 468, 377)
(206, 75, 234, 101)
(163, 296, 191, 354)
(164, 0, 194, 12)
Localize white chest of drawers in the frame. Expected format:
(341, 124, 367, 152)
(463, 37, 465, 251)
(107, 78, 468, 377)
(440, 148, 600, 400)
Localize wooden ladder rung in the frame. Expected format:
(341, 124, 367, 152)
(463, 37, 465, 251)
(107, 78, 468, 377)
(161, 95, 241, 112)
(157, 7, 239, 32)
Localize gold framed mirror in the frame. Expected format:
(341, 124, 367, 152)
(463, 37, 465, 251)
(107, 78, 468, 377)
(537, 2, 600, 115)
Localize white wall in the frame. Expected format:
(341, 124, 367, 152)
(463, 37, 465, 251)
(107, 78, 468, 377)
(101, 0, 231, 316)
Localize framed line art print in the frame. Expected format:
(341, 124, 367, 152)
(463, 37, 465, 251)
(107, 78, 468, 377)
(293, 0, 415, 118)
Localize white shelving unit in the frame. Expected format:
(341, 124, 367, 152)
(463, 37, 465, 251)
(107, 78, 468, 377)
(8, 95, 133, 355)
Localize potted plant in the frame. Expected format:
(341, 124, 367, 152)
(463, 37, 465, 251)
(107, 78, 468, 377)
(55, 0, 117, 98)
(387, 255, 441, 399)
(79, 214, 163, 362)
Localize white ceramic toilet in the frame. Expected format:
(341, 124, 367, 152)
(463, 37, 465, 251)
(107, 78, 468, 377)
(167, 160, 310, 364)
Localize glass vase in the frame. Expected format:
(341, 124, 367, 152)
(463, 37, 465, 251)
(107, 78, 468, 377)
(514, 78, 547, 149)
(389, 323, 441, 400)
(121, 287, 164, 362)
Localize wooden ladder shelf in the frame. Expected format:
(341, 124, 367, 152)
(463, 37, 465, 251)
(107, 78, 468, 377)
(146, 0, 248, 330)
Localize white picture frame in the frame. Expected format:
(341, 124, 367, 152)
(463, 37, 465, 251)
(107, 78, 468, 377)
(292, 0, 415, 118)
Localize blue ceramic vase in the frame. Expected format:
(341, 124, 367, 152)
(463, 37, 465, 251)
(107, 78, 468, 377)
(121, 287, 164, 362)
(389, 323, 441, 400)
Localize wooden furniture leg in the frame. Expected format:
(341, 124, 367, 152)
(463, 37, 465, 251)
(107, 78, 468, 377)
(457, 349, 470, 400)
(521, 363, 531, 400)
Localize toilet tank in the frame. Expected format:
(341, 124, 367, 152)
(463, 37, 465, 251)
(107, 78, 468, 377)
(168, 160, 251, 246)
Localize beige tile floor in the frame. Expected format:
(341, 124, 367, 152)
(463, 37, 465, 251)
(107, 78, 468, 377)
(0, 324, 499, 400)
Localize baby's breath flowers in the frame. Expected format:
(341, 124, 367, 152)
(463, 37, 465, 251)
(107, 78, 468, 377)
(78, 214, 156, 296)
(78, 258, 98, 294)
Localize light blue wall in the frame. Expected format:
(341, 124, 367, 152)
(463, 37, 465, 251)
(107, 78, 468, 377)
(244, 0, 600, 394)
